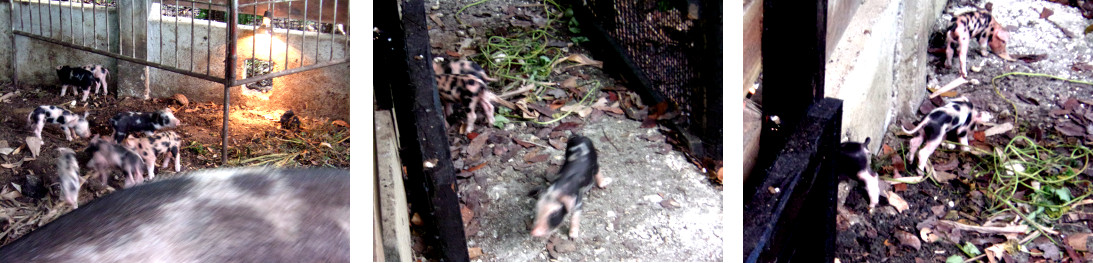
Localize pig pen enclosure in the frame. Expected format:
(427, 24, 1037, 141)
(374, 0, 722, 261)
(0, 0, 349, 247)
(833, 0, 1093, 262)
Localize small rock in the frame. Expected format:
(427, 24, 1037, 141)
(468, 28, 477, 35)
(456, 30, 467, 37)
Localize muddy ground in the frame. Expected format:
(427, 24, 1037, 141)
(836, 0, 1093, 262)
(0, 82, 349, 247)
(413, 0, 723, 261)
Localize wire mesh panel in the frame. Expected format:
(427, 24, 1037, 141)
(566, 0, 722, 172)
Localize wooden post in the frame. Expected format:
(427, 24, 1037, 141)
(380, 0, 469, 261)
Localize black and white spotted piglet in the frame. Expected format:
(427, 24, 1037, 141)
(123, 131, 183, 180)
(837, 138, 880, 211)
(56, 147, 83, 209)
(903, 97, 992, 173)
(82, 64, 110, 95)
(530, 135, 611, 238)
(86, 135, 147, 188)
(55, 65, 99, 102)
(0, 167, 348, 262)
(433, 59, 503, 134)
(27, 105, 91, 141)
(109, 108, 181, 142)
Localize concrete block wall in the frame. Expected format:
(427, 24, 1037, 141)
(824, 0, 948, 152)
(0, 1, 349, 121)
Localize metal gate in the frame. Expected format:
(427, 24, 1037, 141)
(8, 0, 350, 164)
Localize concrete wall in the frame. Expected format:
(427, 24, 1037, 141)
(0, 1, 349, 121)
(824, 0, 948, 152)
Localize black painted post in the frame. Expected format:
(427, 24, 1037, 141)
(380, 0, 470, 261)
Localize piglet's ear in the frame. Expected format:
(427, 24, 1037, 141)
(863, 137, 871, 147)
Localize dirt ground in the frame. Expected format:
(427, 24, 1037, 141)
(0, 82, 349, 247)
(415, 0, 723, 261)
(836, 0, 1093, 261)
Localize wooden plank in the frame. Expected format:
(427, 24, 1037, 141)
(375, 109, 413, 262)
(385, 0, 469, 260)
(743, 0, 762, 98)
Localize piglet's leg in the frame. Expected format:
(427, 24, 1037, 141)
(568, 210, 583, 238)
(81, 88, 90, 102)
(60, 85, 68, 97)
(173, 147, 181, 172)
(479, 93, 496, 126)
(917, 139, 942, 173)
(595, 171, 612, 188)
(62, 127, 73, 141)
(465, 97, 480, 134)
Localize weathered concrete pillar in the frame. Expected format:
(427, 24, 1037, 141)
(0, 1, 13, 83)
(117, 0, 149, 99)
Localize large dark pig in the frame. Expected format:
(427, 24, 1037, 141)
(0, 167, 349, 262)
(530, 135, 611, 238)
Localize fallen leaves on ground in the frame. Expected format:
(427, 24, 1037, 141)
(468, 247, 483, 260)
(25, 137, 42, 158)
(888, 191, 910, 213)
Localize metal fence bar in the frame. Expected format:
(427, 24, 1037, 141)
(36, 0, 42, 36)
(223, 0, 239, 165)
(14, 30, 226, 83)
(190, 0, 195, 71)
(92, 0, 97, 48)
(206, 1, 211, 75)
(299, 0, 306, 68)
(158, 1, 163, 61)
(67, 1, 72, 43)
(251, 3, 256, 62)
(329, 0, 335, 61)
(175, 0, 180, 68)
(267, 2, 272, 68)
(283, 0, 290, 70)
(233, 58, 347, 87)
(47, 0, 52, 39)
(10, 1, 19, 85)
(314, 0, 321, 63)
(239, 0, 304, 8)
(80, 1, 85, 46)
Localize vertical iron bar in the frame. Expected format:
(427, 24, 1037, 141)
(206, 1, 211, 75)
(250, 4, 255, 62)
(315, 0, 322, 63)
(268, 1, 273, 71)
(120, 0, 126, 55)
(92, 0, 97, 48)
(284, 0, 291, 70)
(158, 1, 163, 62)
(223, 0, 238, 165)
(175, 0, 179, 68)
(129, 0, 135, 57)
(10, 0, 18, 86)
(37, 0, 42, 36)
(68, 0, 72, 43)
(330, 0, 336, 61)
(80, 0, 85, 46)
(190, 0, 194, 71)
(47, 0, 52, 39)
(299, 0, 306, 68)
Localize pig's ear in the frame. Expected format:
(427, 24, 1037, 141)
(863, 137, 871, 147)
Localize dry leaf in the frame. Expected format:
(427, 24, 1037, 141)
(468, 247, 483, 260)
(466, 132, 490, 158)
(888, 191, 910, 213)
(513, 138, 536, 148)
(460, 204, 474, 225)
(559, 104, 592, 117)
(1067, 233, 1090, 251)
(973, 131, 986, 143)
(1040, 7, 1054, 19)
(332, 120, 349, 128)
(173, 93, 189, 107)
(895, 230, 922, 250)
(516, 100, 539, 119)
(1056, 122, 1087, 137)
(0, 92, 16, 103)
(26, 136, 42, 158)
(561, 76, 578, 89)
(549, 54, 604, 70)
(0, 147, 12, 155)
(548, 100, 565, 111)
(882, 144, 894, 157)
(411, 213, 424, 226)
(920, 227, 939, 243)
(934, 170, 957, 183)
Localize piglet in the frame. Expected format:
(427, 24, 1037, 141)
(56, 147, 83, 209)
(82, 64, 110, 95)
(837, 138, 880, 212)
(903, 97, 992, 173)
(86, 135, 147, 188)
(530, 135, 611, 238)
(123, 131, 183, 179)
(55, 65, 98, 102)
(0, 167, 349, 262)
(110, 108, 181, 142)
(27, 105, 91, 141)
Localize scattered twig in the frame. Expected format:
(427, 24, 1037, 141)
(938, 219, 1029, 234)
(600, 128, 620, 151)
(929, 76, 970, 99)
(962, 253, 988, 263)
